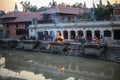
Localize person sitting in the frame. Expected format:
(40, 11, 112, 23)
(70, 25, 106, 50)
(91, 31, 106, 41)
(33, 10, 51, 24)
(75, 35, 81, 42)
(55, 32, 64, 42)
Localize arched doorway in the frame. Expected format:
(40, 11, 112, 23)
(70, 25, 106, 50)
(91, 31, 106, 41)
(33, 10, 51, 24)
(44, 31, 48, 35)
(38, 31, 44, 40)
(50, 31, 54, 41)
(70, 31, 76, 39)
(50, 31, 54, 36)
(86, 30, 92, 40)
(63, 30, 68, 39)
(78, 30, 83, 37)
(44, 31, 49, 40)
(104, 30, 111, 37)
(113, 29, 120, 40)
(95, 30, 100, 39)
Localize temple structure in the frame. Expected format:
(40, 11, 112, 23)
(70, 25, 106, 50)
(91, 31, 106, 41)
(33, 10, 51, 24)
(0, 0, 120, 42)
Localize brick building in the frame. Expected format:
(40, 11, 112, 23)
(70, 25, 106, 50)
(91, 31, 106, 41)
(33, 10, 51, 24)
(0, 11, 42, 39)
(0, 3, 84, 39)
(0, 1, 120, 41)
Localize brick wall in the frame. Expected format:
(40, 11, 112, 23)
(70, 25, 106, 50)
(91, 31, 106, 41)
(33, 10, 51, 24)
(114, 8, 120, 16)
(2, 23, 26, 38)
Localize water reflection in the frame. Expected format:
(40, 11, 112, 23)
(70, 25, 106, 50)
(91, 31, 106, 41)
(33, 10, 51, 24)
(0, 56, 83, 80)
(0, 68, 51, 80)
(0, 50, 120, 80)
(0, 68, 83, 80)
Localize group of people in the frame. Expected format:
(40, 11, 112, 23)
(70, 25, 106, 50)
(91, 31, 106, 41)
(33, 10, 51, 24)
(29, 32, 104, 44)
(44, 34, 54, 41)
(75, 35, 104, 44)
(93, 35, 104, 44)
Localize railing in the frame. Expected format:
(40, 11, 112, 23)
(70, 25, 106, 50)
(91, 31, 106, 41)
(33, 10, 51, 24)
(29, 21, 120, 29)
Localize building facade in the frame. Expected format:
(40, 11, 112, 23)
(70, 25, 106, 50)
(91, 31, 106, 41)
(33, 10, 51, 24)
(0, 1, 120, 41)
(28, 5, 120, 42)
(29, 21, 120, 41)
(0, 12, 41, 38)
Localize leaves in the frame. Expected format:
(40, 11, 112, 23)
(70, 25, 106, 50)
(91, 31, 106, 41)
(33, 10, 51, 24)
(94, 5, 113, 21)
(20, 1, 38, 12)
(0, 10, 5, 16)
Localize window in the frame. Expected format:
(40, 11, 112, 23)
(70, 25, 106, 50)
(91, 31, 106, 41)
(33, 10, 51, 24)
(32, 18, 37, 24)
(16, 29, 26, 35)
(68, 16, 71, 21)
(63, 31, 68, 39)
(16, 24, 18, 28)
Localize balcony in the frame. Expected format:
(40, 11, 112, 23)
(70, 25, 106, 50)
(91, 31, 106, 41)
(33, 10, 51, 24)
(29, 21, 120, 29)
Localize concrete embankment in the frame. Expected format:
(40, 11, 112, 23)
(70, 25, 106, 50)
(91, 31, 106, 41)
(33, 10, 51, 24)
(104, 45, 120, 62)
(0, 39, 120, 62)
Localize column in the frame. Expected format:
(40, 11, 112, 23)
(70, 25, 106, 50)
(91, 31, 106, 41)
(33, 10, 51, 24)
(111, 30, 114, 41)
(68, 31, 71, 41)
(100, 30, 104, 43)
(92, 30, 94, 40)
(75, 30, 78, 37)
(34, 28, 37, 39)
(83, 30, 86, 39)
(61, 30, 63, 37)
(100, 30, 104, 36)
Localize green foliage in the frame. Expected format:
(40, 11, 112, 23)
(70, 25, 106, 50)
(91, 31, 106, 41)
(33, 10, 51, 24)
(38, 6, 49, 11)
(20, 1, 38, 12)
(94, 4, 113, 21)
(0, 27, 2, 32)
(20, 1, 49, 12)
(71, 3, 83, 8)
(0, 11, 5, 16)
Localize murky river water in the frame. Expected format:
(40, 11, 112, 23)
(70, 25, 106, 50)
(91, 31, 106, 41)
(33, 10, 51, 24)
(0, 49, 120, 80)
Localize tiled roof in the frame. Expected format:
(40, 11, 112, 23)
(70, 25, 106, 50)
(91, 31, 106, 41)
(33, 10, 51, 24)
(0, 12, 21, 18)
(0, 6, 83, 23)
(43, 6, 84, 14)
(0, 12, 42, 23)
(11, 12, 42, 22)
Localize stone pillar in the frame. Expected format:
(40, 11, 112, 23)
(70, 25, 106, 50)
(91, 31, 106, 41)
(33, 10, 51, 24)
(54, 31, 57, 39)
(92, 30, 94, 40)
(111, 30, 114, 41)
(68, 31, 71, 41)
(35, 29, 38, 39)
(61, 30, 63, 36)
(76, 30, 78, 37)
(100, 30, 104, 43)
(83, 30, 86, 39)
(100, 30, 104, 36)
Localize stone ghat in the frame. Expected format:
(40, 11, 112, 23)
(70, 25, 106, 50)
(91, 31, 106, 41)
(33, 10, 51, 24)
(0, 39, 120, 62)
(0, 38, 19, 49)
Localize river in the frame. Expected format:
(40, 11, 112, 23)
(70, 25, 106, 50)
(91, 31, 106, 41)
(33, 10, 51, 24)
(0, 49, 120, 80)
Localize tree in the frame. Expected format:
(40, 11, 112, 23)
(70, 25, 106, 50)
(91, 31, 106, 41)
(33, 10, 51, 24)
(0, 10, 5, 16)
(66, 4, 70, 7)
(38, 6, 49, 11)
(93, 3, 113, 21)
(71, 3, 83, 8)
(104, 5, 113, 20)
(58, 2, 66, 7)
(29, 5, 38, 12)
(20, 1, 38, 12)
